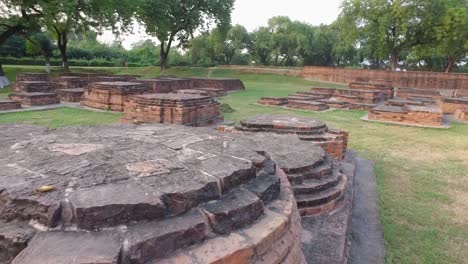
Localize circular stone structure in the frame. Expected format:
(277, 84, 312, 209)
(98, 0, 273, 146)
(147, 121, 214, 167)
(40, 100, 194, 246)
(237, 114, 349, 160)
(0, 124, 317, 264)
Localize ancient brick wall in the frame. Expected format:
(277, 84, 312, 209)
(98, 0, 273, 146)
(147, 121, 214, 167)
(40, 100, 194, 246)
(258, 97, 288, 106)
(439, 98, 468, 114)
(121, 94, 223, 126)
(0, 100, 21, 111)
(369, 106, 443, 127)
(301, 66, 468, 90)
(454, 108, 468, 122)
(9, 93, 59, 106)
(81, 82, 149, 111)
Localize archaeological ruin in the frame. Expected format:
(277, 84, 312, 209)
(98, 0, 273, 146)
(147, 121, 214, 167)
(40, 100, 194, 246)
(0, 120, 356, 264)
(258, 80, 394, 111)
(121, 93, 223, 126)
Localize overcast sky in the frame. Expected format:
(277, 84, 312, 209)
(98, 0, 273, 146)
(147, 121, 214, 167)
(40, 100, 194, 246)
(98, 0, 343, 49)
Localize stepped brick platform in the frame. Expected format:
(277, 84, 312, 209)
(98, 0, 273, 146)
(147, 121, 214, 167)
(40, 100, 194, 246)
(12, 81, 55, 93)
(387, 98, 425, 107)
(56, 88, 85, 102)
(0, 124, 311, 264)
(237, 115, 348, 161)
(121, 93, 223, 126)
(317, 99, 350, 109)
(8, 92, 59, 106)
(258, 97, 288, 106)
(189, 77, 246, 91)
(15, 72, 49, 82)
(233, 114, 352, 219)
(81, 82, 150, 111)
(176, 88, 228, 97)
(334, 89, 385, 104)
(396, 88, 442, 101)
(348, 103, 377, 110)
(139, 78, 181, 93)
(439, 97, 468, 114)
(0, 100, 21, 111)
(368, 105, 443, 127)
(454, 107, 468, 122)
(348, 82, 394, 99)
(52, 76, 88, 89)
(455, 89, 468, 98)
(160, 78, 193, 90)
(288, 100, 330, 111)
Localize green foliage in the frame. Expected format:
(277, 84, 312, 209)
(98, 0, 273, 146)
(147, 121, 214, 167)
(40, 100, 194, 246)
(136, 0, 235, 69)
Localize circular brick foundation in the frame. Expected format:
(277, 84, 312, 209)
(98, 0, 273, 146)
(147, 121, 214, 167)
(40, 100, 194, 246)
(0, 124, 308, 264)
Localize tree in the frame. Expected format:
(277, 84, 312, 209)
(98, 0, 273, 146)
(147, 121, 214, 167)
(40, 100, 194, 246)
(340, 0, 424, 70)
(38, 0, 134, 70)
(136, 0, 234, 70)
(25, 32, 55, 73)
(250, 27, 273, 65)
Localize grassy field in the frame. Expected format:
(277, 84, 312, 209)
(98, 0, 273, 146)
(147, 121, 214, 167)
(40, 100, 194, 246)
(1, 65, 467, 264)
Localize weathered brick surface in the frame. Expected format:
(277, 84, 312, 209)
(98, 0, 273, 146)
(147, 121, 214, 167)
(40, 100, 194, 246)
(396, 88, 443, 100)
(348, 82, 394, 99)
(9, 92, 59, 106)
(369, 105, 443, 127)
(81, 81, 150, 111)
(12, 81, 54, 93)
(16, 72, 49, 82)
(189, 77, 246, 91)
(0, 100, 21, 111)
(454, 107, 468, 122)
(121, 93, 223, 126)
(258, 97, 288, 106)
(439, 97, 468, 114)
(288, 100, 330, 111)
(52, 76, 88, 89)
(301, 66, 468, 90)
(56, 88, 84, 102)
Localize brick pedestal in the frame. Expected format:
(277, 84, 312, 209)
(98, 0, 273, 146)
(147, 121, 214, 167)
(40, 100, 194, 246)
(121, 93, 223, 127)
(439, 97, 468, 114)
(56, 88, 85, 103)
(81, 82, 150, 111)
(369, 105, 443, 127)
(9, 93, 59, 106)
(0, 100, 21, 111)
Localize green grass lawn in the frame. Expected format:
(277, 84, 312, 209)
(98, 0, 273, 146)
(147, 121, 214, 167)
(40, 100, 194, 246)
(1, 66, 467, 264)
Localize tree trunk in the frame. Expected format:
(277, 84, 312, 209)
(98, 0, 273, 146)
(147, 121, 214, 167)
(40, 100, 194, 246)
(390, 49, 399, 71)
(445, 56, 456, 73)
(57, 31, 69, 71)
(159, 35, 174, 71)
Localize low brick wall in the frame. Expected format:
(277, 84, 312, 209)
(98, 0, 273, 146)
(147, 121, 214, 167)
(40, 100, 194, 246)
(189, 77, 246, 91)
(81, 82, 150, 111)
(454, 108, 468, 122)
(0, 100, 21, 111)
(301, 66, 468, 90)
(439, 97, 468, 114)
(369, 105, 443, 127)
(9, 93, 59, 106)
(396, 88, 442, 100)
(121, 94, 223, 126)
(56, 89, 84, 103)
(258, 97, 288, 106)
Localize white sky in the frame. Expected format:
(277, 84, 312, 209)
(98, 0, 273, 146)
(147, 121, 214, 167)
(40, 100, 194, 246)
(98, 0, 343, 49)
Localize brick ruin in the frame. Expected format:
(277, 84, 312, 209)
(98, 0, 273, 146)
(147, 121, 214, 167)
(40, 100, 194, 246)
(55, 88, 85, 103)
(454, 107, 468, 122)
(396, 88, 443, 101)
(231, 115, 352, 221)
(1, 123, 356, 264)
(439, 97, 468, 114)
(81, 82, 150, 111)
(368, 105, 443, 127)
(0, 100, 21, 111)
(188, 77, 246, 91)
(258, 81, 394, 111)
(121, 93, 223, 126)
(8, 73, 59, 107)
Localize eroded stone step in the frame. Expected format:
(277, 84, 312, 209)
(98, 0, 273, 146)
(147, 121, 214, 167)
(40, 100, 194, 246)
(295, 174, 347, 209)
(0, 222, 36, 263)
(202, 188, 264, 234)
(286, 158, 333, 184)
(292, 171, 342, 196)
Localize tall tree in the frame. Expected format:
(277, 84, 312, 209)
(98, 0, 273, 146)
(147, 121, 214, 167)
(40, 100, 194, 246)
(340, 0, 423, 70)
(137, 0, 234, 70)
(25, 32, 55, 73)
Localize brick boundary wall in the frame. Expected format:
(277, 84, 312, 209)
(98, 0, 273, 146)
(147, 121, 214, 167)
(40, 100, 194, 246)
(301, 66, 468, 90)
